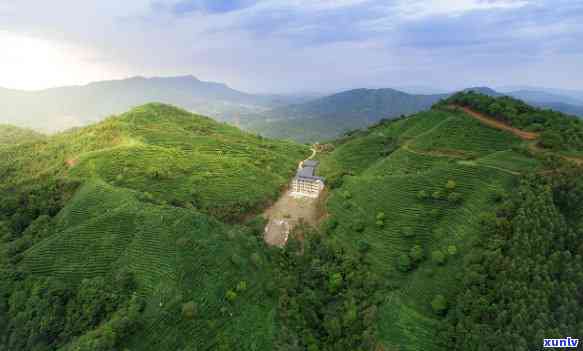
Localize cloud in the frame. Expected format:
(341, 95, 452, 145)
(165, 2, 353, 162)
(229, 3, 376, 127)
(154, 0, 259, 15)
(0, 0, 581, 92)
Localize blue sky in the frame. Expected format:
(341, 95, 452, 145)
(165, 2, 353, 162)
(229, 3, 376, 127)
(0, 0, 581, 93)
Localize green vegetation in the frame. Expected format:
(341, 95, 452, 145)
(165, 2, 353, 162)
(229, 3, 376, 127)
(0, 124, 44, 145)
(0, 103, 308, 222)
(274, 227, 384, 350)
(0, 103, 308, 350)
(442, 91, 583, 151)
(1, 96, 582, 351)
(317, 108, 545, 350)
(443, 167, 583, 349)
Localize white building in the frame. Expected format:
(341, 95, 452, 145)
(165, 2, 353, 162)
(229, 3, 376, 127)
(291, 160, 325, 197)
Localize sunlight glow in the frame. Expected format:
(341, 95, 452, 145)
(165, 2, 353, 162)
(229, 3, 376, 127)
(0, 31, 119, 90)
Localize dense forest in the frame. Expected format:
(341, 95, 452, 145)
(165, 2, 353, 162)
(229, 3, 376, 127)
(441, 163, 583, 349)
(441, 91, 583, 151)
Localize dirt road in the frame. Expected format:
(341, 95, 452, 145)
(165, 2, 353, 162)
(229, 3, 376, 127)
(453, 106, 540, 140)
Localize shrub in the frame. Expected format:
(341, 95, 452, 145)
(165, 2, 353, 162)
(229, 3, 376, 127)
(352, 220, 366, 233)
(447, 245, 458, 256)
(432, 250, 446, 265)
(226, 290, 238, 302)
(417, 190, 429, 200)
(432, 190, 443, 200)
(397, 254, 412, 272)
(448, 192, 462, 204)
(250, 252, 262, 267)
(402, 227, 415, 238)
(431, 294, 448, 315)
(236, 281, 248, 293)
(409, 245, 424, 263)
(328, 273, 343, 293)
(182, 301, 197, 320)
(357, 239, 370, 253)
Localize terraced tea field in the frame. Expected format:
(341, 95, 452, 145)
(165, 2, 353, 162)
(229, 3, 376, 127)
(318, 109, 541, 350)
(0, 103, 309, 220)
(21, 180, 279, 350)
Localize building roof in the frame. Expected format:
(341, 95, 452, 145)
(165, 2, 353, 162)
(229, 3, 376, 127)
(303, 160, 319, 167)
(294, 159, 325, 182)
(295, 166, 324, 182)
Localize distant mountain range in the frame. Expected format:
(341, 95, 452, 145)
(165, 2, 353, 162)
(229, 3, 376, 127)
(1, 76, 581, 140)
(0, 76, 304, 132)
(244, 88, 447, 142)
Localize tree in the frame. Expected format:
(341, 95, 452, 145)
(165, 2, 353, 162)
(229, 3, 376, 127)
(417, 190, 429, 200)
(236, 281, 248, 292)
(328, 273, 343, 293)
(431, 294, 448, 315)
(357, 239, 370, 253)
(540, 131, 563, 150)
(226, 290, 237, 302)
(409, 245, 424, 263)
(397, 254, 412, 272)
(182, 301, 197, 320)
(446, 180, 457, 191)
(448, 192, 462, 204)
(432, 250, 446, 265)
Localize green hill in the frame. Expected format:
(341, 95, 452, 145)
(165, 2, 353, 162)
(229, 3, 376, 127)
(0, 124, 44, 145)
(1, 98, 582, 351)
(312, 100, 582, 350)
(0, 103, 308, 351)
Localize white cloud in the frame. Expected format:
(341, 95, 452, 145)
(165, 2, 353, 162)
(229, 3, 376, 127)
(395, 0, 531, 19)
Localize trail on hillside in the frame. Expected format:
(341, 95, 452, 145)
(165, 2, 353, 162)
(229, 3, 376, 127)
(454, 106, 540, 140)
(455, 105, 583, 165)
(400, 115, 523, 176)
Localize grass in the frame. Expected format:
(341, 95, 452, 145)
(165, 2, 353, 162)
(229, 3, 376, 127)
(318, 108, 540, 350)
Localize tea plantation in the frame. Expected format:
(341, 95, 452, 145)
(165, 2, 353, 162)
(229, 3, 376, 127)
(0, 104, 307, 350)
(317, 108, 543, 350)
(1, 98, 580, 351)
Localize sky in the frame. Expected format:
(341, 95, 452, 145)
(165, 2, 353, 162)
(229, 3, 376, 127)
(0, 0, 582, 93)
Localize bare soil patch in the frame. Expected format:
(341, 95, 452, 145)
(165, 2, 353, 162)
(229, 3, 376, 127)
(454, 106, 540, 141)
(263, 190, 324, 247)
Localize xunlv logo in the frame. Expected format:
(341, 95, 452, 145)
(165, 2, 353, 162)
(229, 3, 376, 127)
(543, 337, 579, 348)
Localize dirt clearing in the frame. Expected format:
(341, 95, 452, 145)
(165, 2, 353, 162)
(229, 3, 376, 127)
(263, 190, 325, 247)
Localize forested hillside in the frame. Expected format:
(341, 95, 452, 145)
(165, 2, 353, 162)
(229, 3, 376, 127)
(443, 91, 583, 151)
(246, 88, 446, 142)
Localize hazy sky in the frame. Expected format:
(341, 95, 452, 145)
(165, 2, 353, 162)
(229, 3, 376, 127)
(0, 0, 581, 93)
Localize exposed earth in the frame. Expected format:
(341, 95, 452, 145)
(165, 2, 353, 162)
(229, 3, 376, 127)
(263, 147, 324, 246)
